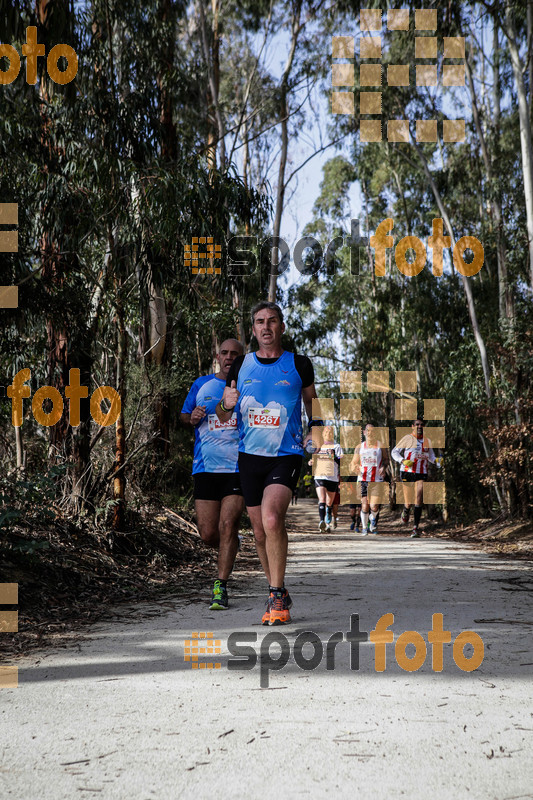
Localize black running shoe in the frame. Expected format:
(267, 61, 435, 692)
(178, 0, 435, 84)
(210, 579, 229, 610)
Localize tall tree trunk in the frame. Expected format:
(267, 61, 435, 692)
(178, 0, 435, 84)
(504, 1, 533, 289)
(413, 144, 492, 400)
(526, 0, 533, 120)
(465, 46, 511, 321)
(112, 252, 127, 531)
(37, 0, 75, 461)
(199, 0, 226, 172)
(14, 426, 24, 473)
(268, 0, 302, 301)
(70, 333, 94, 513)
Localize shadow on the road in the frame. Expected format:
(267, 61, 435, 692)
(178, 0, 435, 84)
(18, 533, 533, 684)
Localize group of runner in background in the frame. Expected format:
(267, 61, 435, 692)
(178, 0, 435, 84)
(310, 419, 441, 538)
(180, 300, 443, 623)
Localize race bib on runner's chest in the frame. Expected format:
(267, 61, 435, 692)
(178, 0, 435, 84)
(248, 407, 281, 428)
(208, 413, 237, 432)
(361, 452, 378, 467)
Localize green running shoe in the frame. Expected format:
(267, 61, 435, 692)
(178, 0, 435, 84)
(210, 579, 228, 610)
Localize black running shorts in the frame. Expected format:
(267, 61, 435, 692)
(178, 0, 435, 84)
(238, 453, 302, 507)
(400, 471, 427, 483)
(193, 472, 242, 501)
(314, 478, 338, 492)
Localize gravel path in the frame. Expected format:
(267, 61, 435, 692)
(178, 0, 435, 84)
(2, 499, 532, 799)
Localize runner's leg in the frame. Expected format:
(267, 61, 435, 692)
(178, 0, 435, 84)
(261, 483, 292, 588)
(369, 502, 379, 532)
(324, 488, 336, 528)
(247, 505, 271, 584)
(361, 493, 370, 531)
(412, 479, 424, 532)
(195, 499, 221, 547)
(315, 484, 327, 531)
(400, 473, 411, 524)
(217, 494, 244, 580)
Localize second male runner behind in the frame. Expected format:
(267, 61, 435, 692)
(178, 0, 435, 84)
(180, 339, 244, 609)
(392, 417, 441, 537)
(216, 302, 318, 625)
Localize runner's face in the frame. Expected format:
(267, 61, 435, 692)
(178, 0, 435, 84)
(323, 426, 334, 442)
(412, 420, 424, 439)
(252, 311, 284, 347)
(364, 424, 377, 446)
(218, 341, 242, 376)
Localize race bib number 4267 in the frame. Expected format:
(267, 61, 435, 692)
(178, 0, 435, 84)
(248, 407, 281, 428)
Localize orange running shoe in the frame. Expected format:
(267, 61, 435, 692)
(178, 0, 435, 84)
(261, 589, 292, 625)
(269, 590, 291, 626)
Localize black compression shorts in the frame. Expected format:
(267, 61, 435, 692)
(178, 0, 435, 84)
(238, 453, 302, 507)
(314, 478, 339, 492)
(400, 472, 427, 483)
(193, 472, 242, 501)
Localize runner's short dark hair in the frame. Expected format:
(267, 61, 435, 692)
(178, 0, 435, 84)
(251, 301, 284, 325)
(413, 417, 425, 425)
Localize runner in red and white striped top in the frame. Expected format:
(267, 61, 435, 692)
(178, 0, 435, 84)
(392, 417, 442, 537)
(359, 439, 383, 482)
(350, 424, 389, 534)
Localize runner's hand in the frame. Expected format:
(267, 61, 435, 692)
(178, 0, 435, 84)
(435, 457, 443, 469)
(190, 405, 206, 425)
(222, 380, 240, 411)
(402, 459, 414, 469)
(303, 431, 314, 451)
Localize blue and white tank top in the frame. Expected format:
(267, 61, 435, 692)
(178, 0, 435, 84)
(235, 352, 304, 457)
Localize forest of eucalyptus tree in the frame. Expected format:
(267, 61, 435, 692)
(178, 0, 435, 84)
(0, 0, 532, 558)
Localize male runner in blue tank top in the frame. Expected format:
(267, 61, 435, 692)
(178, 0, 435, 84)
(181, 339, 244, 610)
(216, 302, 319, 625)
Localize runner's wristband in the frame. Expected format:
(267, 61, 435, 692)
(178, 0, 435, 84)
(220, 399, 234, 413)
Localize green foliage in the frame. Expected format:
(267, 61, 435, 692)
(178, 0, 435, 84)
(0, 466, 66, 529)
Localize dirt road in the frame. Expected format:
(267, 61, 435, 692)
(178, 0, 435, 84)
(2, 499, 533, 799)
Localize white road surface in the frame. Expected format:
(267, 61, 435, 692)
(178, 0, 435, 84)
(2, 502, 533, 799)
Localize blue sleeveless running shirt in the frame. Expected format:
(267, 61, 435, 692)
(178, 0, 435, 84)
(235, 352, 304, 457)
(181, 375, 239, 474)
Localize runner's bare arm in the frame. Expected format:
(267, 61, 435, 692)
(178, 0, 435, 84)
(216, 380, 239, 422)
(180, 406, 206, 427)
(301, 382, 318, 448)
(350, 445, 361, 474)
(391, 434, 412, 463)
